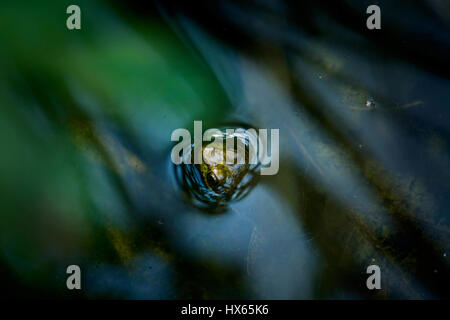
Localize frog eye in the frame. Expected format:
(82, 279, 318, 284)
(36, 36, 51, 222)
(173, 125, 260, 212)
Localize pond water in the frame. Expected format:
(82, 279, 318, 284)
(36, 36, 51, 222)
(0, 0, 449, 299)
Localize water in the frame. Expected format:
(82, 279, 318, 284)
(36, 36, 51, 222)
(0, 0, 449, 299)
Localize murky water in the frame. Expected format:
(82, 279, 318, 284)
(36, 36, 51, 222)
(0, 0, 449, 299)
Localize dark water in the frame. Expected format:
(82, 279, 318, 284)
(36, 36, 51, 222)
(0, 0, 449, 299)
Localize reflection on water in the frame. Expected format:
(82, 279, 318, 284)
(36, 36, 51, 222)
(0, 0, 449, 299)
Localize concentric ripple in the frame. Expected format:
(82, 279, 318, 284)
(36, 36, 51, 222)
(174, 126, 261, 211)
